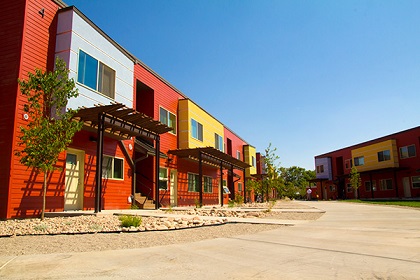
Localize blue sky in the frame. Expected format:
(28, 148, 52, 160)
(65, 0, 420, 170)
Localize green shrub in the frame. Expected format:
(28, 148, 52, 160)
(228, 200, 235, 208)
(233, 193, 244, 205)
(119, 215, 142, 228)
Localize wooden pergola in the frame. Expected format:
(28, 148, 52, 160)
(168, 147, 251, 206)
(73, 103, 172, 212)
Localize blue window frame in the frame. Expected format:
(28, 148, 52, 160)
(215, 133, 223, 151)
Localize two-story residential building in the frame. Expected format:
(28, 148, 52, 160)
(313, 126, 420, 200)
(0, 0, 257, 219)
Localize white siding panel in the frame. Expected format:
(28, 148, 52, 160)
(56, 9, 134, 110)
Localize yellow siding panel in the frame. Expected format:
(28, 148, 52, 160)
(351, 139, 399, 172)
(244, 145, 256, 177)
(177, 99, 224, 149)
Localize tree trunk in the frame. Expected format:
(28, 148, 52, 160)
(41, 171, 47, 220)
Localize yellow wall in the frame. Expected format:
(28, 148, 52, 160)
(178, 99, 224, 149)
(244, 145, 257, 177)
(351, 139, 399, 172)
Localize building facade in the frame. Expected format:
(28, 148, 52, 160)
(0, 0, 257, 219)
(313, 127, 420, 200)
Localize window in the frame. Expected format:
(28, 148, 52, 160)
(252, 156, 256, 167)
(400, 145, 416, 159)
(204, 176, 213, 193)
(215, 133, 223, 151)
(102, 156, 123, 179)
(377, 150, 391, 162)
(329, 185, 335, 192)
(238, 182, 243, 192)
(188, 173, 200, 192)
(191, 119, 203, 141)
(316, 165, 324, 174)
(345, 159, 352, 169)
(379, 179, 393, 190)
(236, 151, 241, 160)
(412, 176, 420, 189)
(354, 156, 364, 166)
(346, 183, 352, 193)
(78, 50, 115, 98)
(365, 181, 376, 192)
(159, 168, 168, 190)
(159, 107, 176, 134)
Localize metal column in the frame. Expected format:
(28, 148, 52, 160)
(199, 152, 203, 207)
(95, 113, 105, 213)
(155, 137, 160, 210)
(220, 161, 223, 206)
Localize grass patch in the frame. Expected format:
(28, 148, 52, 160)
(344, 199, 420, 208)
(119, 215, 142, 228)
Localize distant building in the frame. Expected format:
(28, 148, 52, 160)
(313, 126, 420, 200)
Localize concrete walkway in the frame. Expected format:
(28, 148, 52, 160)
(1, 201, 420, 279)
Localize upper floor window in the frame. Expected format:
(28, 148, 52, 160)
(159, 168, 168, 190)
(316, 165, 324, 173)
(377, 150, 391, 162)
(379, 179, 393, 190)
(236, 151, 241, 160)
(78, 50, 115, 99)
(400, 145, 416, 159)
(159, 107, 176, 134)
(215, 133, 223, 151)
(345, 159, 352, 169)
(191, 119, 203, 141)
(102, 156, 123, 179)
(354, 156, 364, 166)
(252, 156, 256, 167)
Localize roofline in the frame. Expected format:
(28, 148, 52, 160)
(57, 2, 252, 149)
(315, 125, 420, 158)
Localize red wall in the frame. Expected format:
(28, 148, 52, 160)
(6, 0, 62, 218)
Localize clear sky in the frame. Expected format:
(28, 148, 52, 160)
(65, 0, 420, 170)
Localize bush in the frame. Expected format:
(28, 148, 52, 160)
(119, 215, 142, 228)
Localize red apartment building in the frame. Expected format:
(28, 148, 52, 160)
(0, 0, 257, 219)
(313, 126, 420, 200)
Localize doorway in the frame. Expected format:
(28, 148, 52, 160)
(170, 170, 178, 207)
(64, 149, 85, 211)
(403, 177, 411, 198)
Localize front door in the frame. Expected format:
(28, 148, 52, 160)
(170, 170, 178, 207)
(403, 177, 411, 198)
(65, 149, 84, 210)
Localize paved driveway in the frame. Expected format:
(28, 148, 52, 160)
(1, 201, 420, 279)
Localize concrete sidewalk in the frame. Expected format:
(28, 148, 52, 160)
(1, 201, 420, 279)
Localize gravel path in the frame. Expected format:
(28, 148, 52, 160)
(0, 200, 323, 256)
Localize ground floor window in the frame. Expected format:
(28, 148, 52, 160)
(346, 183, 352, 193)
(102, 156, 123, 179)
(412, 176, 420, 189)
(204, 176, 213, 193)
(379, 179, 393, 190)
(159, 168, 168, 190)
(238, 182, 243, 192)
(364, 180, 376, 192)
(188, 173, 200, 192)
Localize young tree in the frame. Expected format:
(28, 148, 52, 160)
(16, 58, 83, 220)
(349, 166, 361, 199)
(261, 143, 284, 201)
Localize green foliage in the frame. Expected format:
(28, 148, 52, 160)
(194, 198, 202, 208)
(233, 193, 244, 205)
(130, 203, 139, 210)
(349, 167, 361, 198)
(15, 58, 83, 220)
(344, 200, 420, 208)
(119, 215, 142, 228)
(228, 200, 235, 208)
(281, 167, 316, 199)
(16, 58, 82, 173)
(261, 143, 284, 201)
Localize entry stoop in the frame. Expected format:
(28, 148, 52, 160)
(134, 193, 156, 209)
